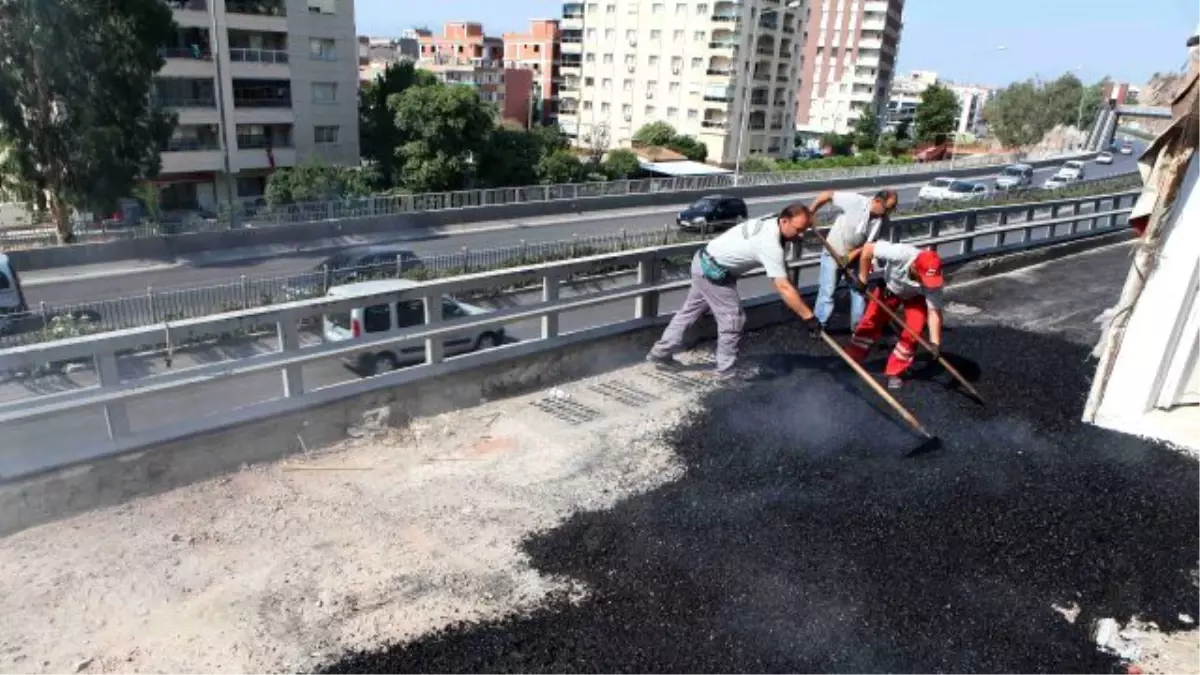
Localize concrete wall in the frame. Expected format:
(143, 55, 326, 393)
(8, 154, 1088, 273)
(0, 225, 1125, 536)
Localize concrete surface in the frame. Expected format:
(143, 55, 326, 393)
(18, 154, 1136, 309)
(0, 240, 1194, 674)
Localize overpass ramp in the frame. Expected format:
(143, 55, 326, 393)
(0, 242, 1196, 674)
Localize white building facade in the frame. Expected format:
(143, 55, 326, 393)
(947, 83, 990, 135)
(795, 0, 903, 136)
(556, 0, 808, 165)
(156, 0, 361, 213)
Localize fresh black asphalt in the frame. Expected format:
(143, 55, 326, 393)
(320, 244, 1199, 674)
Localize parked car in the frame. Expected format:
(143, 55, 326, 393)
(1119, 142, 1134, 155)
(323, 279, 505, 377)
(1057, 160, 1087, 181)
(1043, 175, 1072, 190)
(940, 180, 991, 202)
(676, 195, 748, 232)
(283, 245, 425, 301)
(1095, 151, 1114, 165)
(917, 177, 956, 202)
(994, 164, 1034, 191)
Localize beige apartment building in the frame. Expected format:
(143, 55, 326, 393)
(557, 0, 808, 165)
(155, 0, 360, 213)
(796, 0, 903, 137)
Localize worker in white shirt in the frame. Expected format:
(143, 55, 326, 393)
(808, 189, 898, 331)
(844, 241, 946, 390)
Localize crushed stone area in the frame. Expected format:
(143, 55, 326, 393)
(0, 356, 723, 674)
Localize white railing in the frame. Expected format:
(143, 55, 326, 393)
(0, 191, 1136, 479)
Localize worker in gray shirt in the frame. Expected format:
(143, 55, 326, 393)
(808, 189, 898, 330)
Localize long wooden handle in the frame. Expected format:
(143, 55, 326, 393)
(819, 332, 933, 439)
(807, 228, 985, 403)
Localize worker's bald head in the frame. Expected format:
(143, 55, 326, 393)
(778, 202, 813, 239)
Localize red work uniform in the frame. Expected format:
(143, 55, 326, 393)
(845, 242, 945, 377)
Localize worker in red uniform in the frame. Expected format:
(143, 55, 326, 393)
(844, 241, 945, 390)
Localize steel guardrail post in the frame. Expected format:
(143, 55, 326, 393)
(961, 211, 978, 256)
(277, 315, 304, 397)
(423, 293, 444, 365)
(541, 270, 560, 339)
(635, 255, 661, 320)
(94, 351, 131, 439)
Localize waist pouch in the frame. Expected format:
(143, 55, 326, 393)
(698, 249, 731, 283)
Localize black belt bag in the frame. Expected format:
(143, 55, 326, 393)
(698, 248, 731, 283)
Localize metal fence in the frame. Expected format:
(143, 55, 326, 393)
(0, 179, 1139, 348)
(0, 152, 1038, 250)
(0, 189, 1136, 481)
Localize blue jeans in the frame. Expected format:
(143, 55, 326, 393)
(814, 250, 866, 328)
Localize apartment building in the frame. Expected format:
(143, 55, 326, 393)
(503, 20, 562, 124)
(884, 68, 934, 127)
(417, 23, 538, 128)
(154, 0, 360, 213)
(796, 0, 903, 136)
(557, 0, 807, 165)
(947, 83, 991, 135)
(358, 35, 419, 83)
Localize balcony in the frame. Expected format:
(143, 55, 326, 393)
(752, 71, 771, 82)
(711, 2, 740, 22)
(161, 148, 224, 174)
(236, 147, 296, 170)
(701, 119, 728, 130)
(165, 0, 210, 27)
(703, 87, 734, 102)
(707, 68, 734, 77)
(226, 0, 286, 31)
(709, 38, 739, 51)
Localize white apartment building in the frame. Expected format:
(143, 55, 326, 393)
(884, 68, 934, 126)
(557, 0, 808, 165)
(796, 0, 903, 136)
(155, 0, 360, 214)
(947, 83, 991, 135)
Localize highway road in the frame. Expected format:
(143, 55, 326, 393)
(20, 153, 1138, 309)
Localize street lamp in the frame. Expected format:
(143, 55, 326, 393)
(733, 0, 801, 185)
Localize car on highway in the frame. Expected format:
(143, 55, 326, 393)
(323, 279, 505, 377)
(994, 164, 1034, 191)
(676, 195, 748, 233)
(1042, 174, 1073, 190)
(1119, 142, 1134, 155)
(917, 177, 956, 202)
(1095, 151, 1114, 165)
(939, 180, 991, 203)
(1057, 160, 1087, 181)
(283, 245, 426, 301)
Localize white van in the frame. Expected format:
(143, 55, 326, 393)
(322, 279, 505, 376)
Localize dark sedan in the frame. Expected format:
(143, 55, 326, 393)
(676, 195, 748, 233)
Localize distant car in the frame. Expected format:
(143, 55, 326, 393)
(1043, 175, 1072, 190)
(1095, 151, 1114, 165)
(918, 177, 956, 201)
(283, 245, 425, 301)
(323, 279, 505, 377)
(676, 195, 748, 233)
(1057, 160, 1087, 181)
(940, 180, 991, 202)
(1119, 142, 1134, 155)
(994, 164, 1034, 191)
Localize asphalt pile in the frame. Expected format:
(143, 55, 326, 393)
(320, 324, 1199, 674)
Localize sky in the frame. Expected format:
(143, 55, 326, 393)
(357, 0, 1199, 87)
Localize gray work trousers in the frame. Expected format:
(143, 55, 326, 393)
(649, 252, 745, 373)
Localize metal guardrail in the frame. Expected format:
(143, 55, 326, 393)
(0, 191, 1135, 478)
(0, 174, 1137, 347)
(0, 152, 1034, 250)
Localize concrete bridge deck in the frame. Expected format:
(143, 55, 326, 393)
(0, 243, 1196, 674)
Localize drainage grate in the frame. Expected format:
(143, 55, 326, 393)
(588, 380, 660, 407)
(644, 370, 711, 392)
(530, 397, 604, 425)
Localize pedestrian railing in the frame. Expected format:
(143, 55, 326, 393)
(0, 190, 1136, 478)
(0, 175, 1138, 348)
(0, 151, 1060, 250)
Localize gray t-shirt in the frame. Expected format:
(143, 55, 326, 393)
(826, 192, 887, 258)
(872, 241, 944, 309)
(704, 215, 789, 279)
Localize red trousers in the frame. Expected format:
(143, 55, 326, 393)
(845, 287, 929, 377)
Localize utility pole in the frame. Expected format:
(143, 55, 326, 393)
(208, 2, 238, 227)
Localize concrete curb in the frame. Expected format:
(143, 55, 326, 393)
(947, 229, 1134, 285)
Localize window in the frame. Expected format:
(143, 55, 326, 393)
(605, 3, 615, 12)
(363, 305, 391, 333)
(696, 3, 708, 14)
(625, 29, 636, 41)
(623, 79, 633, 91)
(652, 3, 664, 13)
(604, 28, 615, 40)
(669, 82, 681, 93)
(690, 57, 703, 68)
(586, 28, 596, 39)
(648, 55, 659, 66)
(687, 108, 698, 119)
(309, 38, 336, 61)
(307, 0, 336, 14)
(314, 125, 339, 143)
(650, 29, 661, 41)
(603, 53, 613, 64)
(587, 2, 599, 11)
(601, 102, 611, 112)
(586, 53, 595, 62)
(396, 301, 425, 329)
(693, 30, 706, 41)
(673, 29, 684, 42)
(647, 79, 657, 89)
(667, 106, 678, 118)
(671, 56, 683, 70)
(311, 82, 337, 103)
(583, 100, 592, 110)
(584, 76, 594, 85)
(622, 104, 632, 115)
(675, 2, 686, 14)
(602, 77, 612, 89)
(645, 105, 655, 115)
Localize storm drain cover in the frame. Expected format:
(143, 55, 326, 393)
(644, 370, 711, 392)
(530, 397, 604, 425)
(588, 380, 660, 407)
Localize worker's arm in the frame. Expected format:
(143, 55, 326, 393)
(857, 242, 877, 287)
(772, 277, 817, 322)
(809, 190, 834, 213)
(927, 307, 944, 355)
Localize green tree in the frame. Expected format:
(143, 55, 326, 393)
(851, 109, 881, 150)
(536, 149, 584, 184)
(392, 83, 495, 192)
(602, 148, 641, 179)
(914, 83, 961, 143)
(819, 132, 854, 156)
(583, 122, 611, 164)
(740, 156, 776, 173)
(0, 0, 178, 243)
(632, 121, 678, 147)
(984, 80, 1051, 147)
(529, 125, 569, 157)
(476, 127, 541, 187)
(895, 119, 912, 141)
(667, 135, 708, 162)
(265, 160, 375, 205)
(358, 61, 437, 189)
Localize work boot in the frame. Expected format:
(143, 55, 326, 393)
(886, 375, 904, 390)
(646, 352, 681, 370)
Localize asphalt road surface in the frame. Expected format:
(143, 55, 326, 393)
(21, 152, 1139, 308)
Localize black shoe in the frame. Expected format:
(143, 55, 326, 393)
(646, 353, 681, 370)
